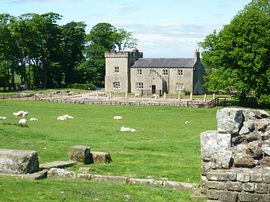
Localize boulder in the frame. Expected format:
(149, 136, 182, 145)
(262, 143, 270, 156)
(200, 131, 231, 161)
(69, 145, 92, 164)
(91, 152, 112, 164)
(0, 149, 39, 174)
(217, 108, 243, 134)
(261, 156, 270, 166)
(255, 119, 270, 132)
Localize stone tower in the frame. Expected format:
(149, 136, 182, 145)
(105, 49, 143, 93)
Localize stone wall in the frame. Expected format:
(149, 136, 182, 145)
(200, 108, 270, 201)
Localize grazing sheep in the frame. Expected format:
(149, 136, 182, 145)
(185, 121, 190, 125)
(113, 116, 123, 120)
(30, 118, 38, 121)
(62, 114, 74, 119)
(57, 116, 67, 121)
(22, 111, 28, 117)
(13, 110, 24, 117)
(120, 126, 136, 133)
(0, 116, 6, 120)
(18, 118, 27, 127)
(120, 126, 130, 132)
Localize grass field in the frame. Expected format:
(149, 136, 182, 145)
(0, 100, 218, 201)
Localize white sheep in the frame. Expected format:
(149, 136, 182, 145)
(120, 126, 136, 133)
(30, 118, 38, 121)
(13, 110, 24, 117)
(185, 121, 190, 125)
(22, 111, 28, 117)
(62, 114, 74, 119)
(0, 116, 6, 120)
(57, 116, 67, 121)
(19, 118, 27, 127)
(114, 116, 123, 120)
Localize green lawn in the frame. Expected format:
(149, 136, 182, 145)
(0, 100, 217, 201)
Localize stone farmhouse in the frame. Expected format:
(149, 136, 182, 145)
(105, 49, 204, 95)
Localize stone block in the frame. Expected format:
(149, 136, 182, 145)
(207, 170, 236, 181)
(77, 173, 92, 180)
(163, 181, 198, 191)
(207, 181, 226, 190)
(263, 173, 270, 183)
(40, 160, 76, 169)
(69, 145, 92, 164)
(47, 168, 76, 178)
(22, 170, 47, 180)
(225, 181, 242, 191)
(200, 175, 208, 194)
(234, 154, 255, 168)
(216, 108, 243, 134)
(250, 173, 263, 182)
(238, 192, 270, 202)
(242, 183, 255, 192)
(91, 152, 111, 164)
(128, 178, 155, 186)
(78, 167, 95, 174)
(0, 149, 39, 174)
(262, 143, 270, 156)
(91, 174, 127, 184)
(237, 173, 250, 182)
(207, 190, 238, 202)
(255, 183, 268, 194)
(200, 131, 231, 161)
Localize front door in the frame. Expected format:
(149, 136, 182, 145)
(152, 85, 156, 94)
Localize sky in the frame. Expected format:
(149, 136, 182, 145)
(1, 0, 251, 58)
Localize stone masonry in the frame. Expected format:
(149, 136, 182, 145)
(200, 108, 270, 201)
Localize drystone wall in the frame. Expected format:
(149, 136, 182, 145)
(200, 108, 270, 201)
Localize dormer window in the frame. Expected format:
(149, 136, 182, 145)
(114, 66, 119, 73)
(137, 68, 142, 75)
(177, 69, 183, 76)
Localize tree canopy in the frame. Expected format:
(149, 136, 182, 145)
(0, 14, 137, 90)
(200, 0, 270, 104)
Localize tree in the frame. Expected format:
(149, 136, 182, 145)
(78, 23, 138, 87)
(200, 0, 270, 103)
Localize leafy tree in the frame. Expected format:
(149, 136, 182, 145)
(113, 28, 138, 51)
(200, 0, 270, 103)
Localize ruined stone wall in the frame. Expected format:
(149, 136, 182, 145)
(200, 108, 270, 201)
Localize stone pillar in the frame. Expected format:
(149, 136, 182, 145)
(203, 94, 207, 102)
(96, 93, 99, 100)
(190, 92, 193, 100)
(164, 92, 166, 100)
(213, 93, 215, 99)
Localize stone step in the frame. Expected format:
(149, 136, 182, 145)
(40, 160, 76, 169)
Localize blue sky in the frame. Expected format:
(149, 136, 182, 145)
(1, 0, 250, 58)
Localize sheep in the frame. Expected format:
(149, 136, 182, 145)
(30, 118, 38, 121)
(120, 126, 130, 132)
(62, 114, 74, 119)
(56, 114, 74, 121)
(57, 116, 68, 121)
(113, 116, 123, 120)
(120, 126, 136, 133)
(18, 118, 27, 127)
(185, 121, 190, 125)
(13, 110, 24, 117)
(22, 111, 28, 117)
(0, 116, 6, 120)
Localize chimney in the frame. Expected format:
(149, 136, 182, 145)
(194, 49, 200, 63)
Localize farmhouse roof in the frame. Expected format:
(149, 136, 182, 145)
(131, 58, 195, 68)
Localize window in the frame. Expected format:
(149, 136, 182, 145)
(177, 69, 183, 76)
(113, 82, 120, 89)
(163, 69, 168, 76)
(176, 83, 184, 91)
(137, 68, 142, 75)
(114, 66, 119, 73)
(136, 82, 144, 89)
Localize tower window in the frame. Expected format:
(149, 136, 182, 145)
(136, 82, 143, 89)
(113, 82, 120, 89)
(114, 66, 119, 73)
(163, 69, 168, 76)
